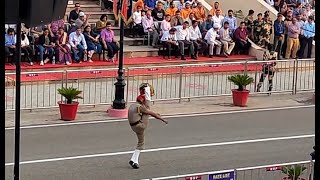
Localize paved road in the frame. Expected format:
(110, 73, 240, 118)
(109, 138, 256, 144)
(5, 107, 314, 180)
(5, 69, 314, 110)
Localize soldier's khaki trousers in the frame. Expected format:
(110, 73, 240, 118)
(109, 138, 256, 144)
(131, 122, 146, 150)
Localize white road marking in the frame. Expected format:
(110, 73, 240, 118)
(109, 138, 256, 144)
(5, 134, 314, 166)
(5, 105, 314, 130)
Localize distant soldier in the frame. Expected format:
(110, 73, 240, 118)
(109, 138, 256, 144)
(128, 95, 168, 169)
(253, 13, 264, 44)
(257, 14, 273, 49)
(257, 50, 277, 94)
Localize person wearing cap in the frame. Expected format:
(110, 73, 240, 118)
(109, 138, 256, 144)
(257, 50, 277, 93)
(253, 13, 264, 44)
(128, 95, 168, 169)
(175, 21, 197, 60)
(193, 2, 206, 22)
(244, 10, 255, 39)
(161, 28, 179, 59)
(74, 12, 90, 30)
(257, 14, 273, 49)
(180, 2, 192, 19)
(68, 3, 83, 24)
(189, 20, 208, 57)
(139, 83, 155, 109)
(165, 2, 178, 17)
(204, 23, 222, 57)
(233, 21, 251, 55)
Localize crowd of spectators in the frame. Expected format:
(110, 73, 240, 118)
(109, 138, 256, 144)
(5, 0, 316, 65)
(5, 3, 118, 66)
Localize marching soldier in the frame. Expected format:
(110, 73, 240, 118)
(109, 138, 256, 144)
(257, 50, 277, 94)
(128, 95, 168, 169)
(139, 83, 155, 109)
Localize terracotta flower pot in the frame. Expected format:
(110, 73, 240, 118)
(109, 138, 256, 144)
(231, 89, 250, 107)
(58, 101, 79, 121)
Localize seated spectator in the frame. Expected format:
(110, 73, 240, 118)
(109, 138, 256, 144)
(132, 6, 144, 37)
(201, 15, 214, 36)
(273, 14, 285, 59)
(165, 2, 177, 17)
(5, 28, 16, 64)
(253, 13, 264, 43)
(142, 11, 160, 47)
(193, 2, 206, 22)
(209, 1, 222, 16)
(219, 21, 235, 57)
(212, 9, 224, 28)
(233, 21, 251, 55)
(160, 28, 179, 59)
(185, 12, 196, 25)
(21, 32, 34, 65)
(189, 20, 208, 57)
(68, 3, 83, 24)
(286, 0, 297, 8)
(145, 0, 157, 9)
(152, 2, 165, 22)
(100, 22, 119, 62)
(55, 27, 72, 65)
(83, 25, 102, 62)
(180, 2, 193, 19)
(293, 3, 304, 16)
(96, 14, 108, 33)
(74, 12, 90, 30)
(299, 16, 315, 58)
(175, 21, 196, 60)
(204, 23, 222, 57)
(49, 19, 65, 36)
(163, 0, 172, 10)
(171, 11, 184, 27)
(38, 28, 55, 65)
(30, 25, 46, 39)
(244, 10, 255, 39)
(161, 14, 172, 32)
(223, 10, 237, 33)
(177, 0, 185, 10)
(69, 27, 87, 63)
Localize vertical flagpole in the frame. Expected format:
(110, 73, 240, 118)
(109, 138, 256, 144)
(112, 0, 126, 109)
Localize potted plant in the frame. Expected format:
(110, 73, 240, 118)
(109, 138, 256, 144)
(57, 87, 83, 121)
(281, 165, 307, 180)
(228, 74, 253, 107)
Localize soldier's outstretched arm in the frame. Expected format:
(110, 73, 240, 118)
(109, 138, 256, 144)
(145, 109, 168, 124)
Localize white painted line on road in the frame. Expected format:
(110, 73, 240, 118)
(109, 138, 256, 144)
(5, 105, 314, 130)
(5, 134, 314, 166)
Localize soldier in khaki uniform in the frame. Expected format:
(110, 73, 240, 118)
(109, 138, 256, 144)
(128, 95, 168, 169)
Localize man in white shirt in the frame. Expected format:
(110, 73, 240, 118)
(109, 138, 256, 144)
(212, 9, 224, 28)
(132, 6, 144, 37)
(160, 28, 179, 59)
(69, 27, 88, 63)
(204, 23, 222, 57)
(189, 20, 208, 58)
(142, 10, 160, 47)
(175, 21, 196, 60)
(219, 21, 235, 57)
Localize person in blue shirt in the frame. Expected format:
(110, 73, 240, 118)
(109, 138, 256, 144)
(5, 28, 17, 64)
(299, 16, 315, 58)
(273, 14, 285, 59)
(223, 10, 237, 33)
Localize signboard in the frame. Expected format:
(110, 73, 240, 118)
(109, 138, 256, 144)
(209, 171, 234, 180)
(266, 166, 282, 171)
(185, 175, 202, 180)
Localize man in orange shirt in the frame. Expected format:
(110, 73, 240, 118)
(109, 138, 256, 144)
(209, 2, 223, 16)
(165, 2, 177, 17)
(180, 2, 193, 19)
(193, 2, 206, 22)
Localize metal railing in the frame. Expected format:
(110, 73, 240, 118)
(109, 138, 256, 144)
(149, 160, 315, 180)
(5, 58, 315, 111)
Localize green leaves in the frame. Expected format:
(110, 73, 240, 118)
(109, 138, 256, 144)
(57, 87, 83, 104)
(281, 165, 307, 180)
(228, 74, 254, 91)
